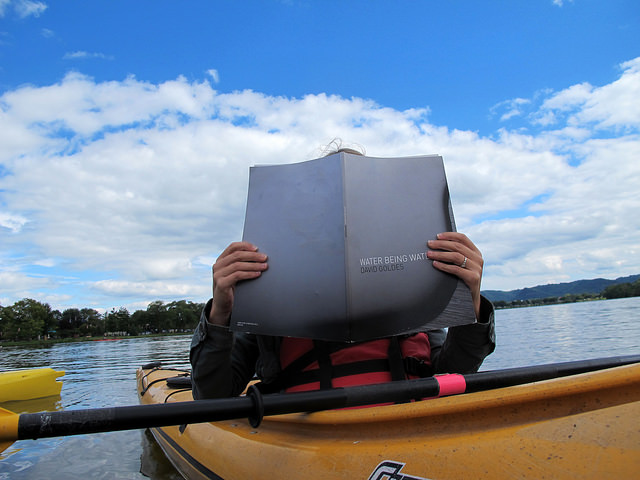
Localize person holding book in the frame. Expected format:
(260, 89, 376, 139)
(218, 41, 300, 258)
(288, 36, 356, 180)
(190, 232, 495, 399)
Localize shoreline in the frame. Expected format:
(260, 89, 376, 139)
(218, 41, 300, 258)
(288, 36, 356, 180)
(0, 332, 192, 348)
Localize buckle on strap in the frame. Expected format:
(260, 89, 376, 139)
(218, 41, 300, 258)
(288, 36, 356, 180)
(403, 356, 432, 378)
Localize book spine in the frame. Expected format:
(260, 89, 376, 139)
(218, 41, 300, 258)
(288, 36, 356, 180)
(340, 153, 353, 338)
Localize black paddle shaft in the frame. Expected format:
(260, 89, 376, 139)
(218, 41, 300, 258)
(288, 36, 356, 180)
(16, 381, 432, 440)
(16, 354, 640, 440)
(463, 355, 640, 392)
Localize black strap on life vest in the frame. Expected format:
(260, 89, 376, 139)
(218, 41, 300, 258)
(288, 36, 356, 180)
(313, 340, 334, 390)
(387, 336, 407, 382)
(270, 337, 427, 392)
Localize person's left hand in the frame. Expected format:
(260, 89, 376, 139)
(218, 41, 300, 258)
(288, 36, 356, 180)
(427, 232, 484, 319)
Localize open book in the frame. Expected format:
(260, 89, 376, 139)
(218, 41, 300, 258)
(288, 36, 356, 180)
(231, 152, 476, 342)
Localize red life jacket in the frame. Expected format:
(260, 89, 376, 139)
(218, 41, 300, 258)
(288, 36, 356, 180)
(278, 333, 432, 393)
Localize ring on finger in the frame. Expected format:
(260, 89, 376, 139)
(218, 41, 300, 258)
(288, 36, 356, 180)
(460, 256, 467, 268)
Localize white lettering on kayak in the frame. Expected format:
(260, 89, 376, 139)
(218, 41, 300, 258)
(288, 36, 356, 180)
(367, 460, 432, 480)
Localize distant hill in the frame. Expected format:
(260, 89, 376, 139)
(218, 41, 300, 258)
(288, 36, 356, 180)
(481, 274, 640, 303)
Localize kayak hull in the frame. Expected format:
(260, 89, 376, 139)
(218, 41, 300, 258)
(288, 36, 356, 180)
(0, 368, 64, 402)
(137, 364, 640, 480)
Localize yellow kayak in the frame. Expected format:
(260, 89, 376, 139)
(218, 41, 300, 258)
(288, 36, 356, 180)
(137, 362, 640, 480)
(0, 368, 64, 402)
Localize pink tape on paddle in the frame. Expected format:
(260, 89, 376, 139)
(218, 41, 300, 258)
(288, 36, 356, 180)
(435, 374, 466, 397)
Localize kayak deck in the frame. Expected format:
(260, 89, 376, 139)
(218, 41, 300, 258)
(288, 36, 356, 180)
(0, 368, 64, 403)
(137, 363, 640, 480)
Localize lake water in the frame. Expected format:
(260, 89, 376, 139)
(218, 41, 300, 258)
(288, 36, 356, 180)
(1, 296, 639, 479)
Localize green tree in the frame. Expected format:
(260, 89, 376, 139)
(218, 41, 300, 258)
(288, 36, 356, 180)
(60, 308, 82, 337)
(81, 308, 103, 336)
(105, 307, 131, 335)
(49, 310, 62, 338)
(166, 300, 200, 332)
(146, 301, 168, 333)
(602, 279, 640, 299)
(0, 304, 13, 341)
(2, 299, 52, 341)
(131, 309, 149, 335)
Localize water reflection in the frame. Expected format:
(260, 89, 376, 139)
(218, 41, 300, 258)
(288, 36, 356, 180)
(140, 429, 184, 480)
(0, 395, 62, 414)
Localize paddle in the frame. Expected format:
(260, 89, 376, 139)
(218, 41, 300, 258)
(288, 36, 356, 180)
(1, 354, 639, 453)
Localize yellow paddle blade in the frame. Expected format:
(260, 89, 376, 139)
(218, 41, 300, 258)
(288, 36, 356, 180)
(0, 406, 19, 454)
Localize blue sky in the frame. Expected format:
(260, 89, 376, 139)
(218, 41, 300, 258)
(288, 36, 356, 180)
(1, 0, 639, 312)
(3, 1, 637, 132)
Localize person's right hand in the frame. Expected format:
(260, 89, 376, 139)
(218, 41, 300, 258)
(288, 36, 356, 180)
(209, 242, 268, 326)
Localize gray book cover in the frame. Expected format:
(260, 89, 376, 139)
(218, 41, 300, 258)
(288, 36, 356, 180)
(231, 152, 476, 342)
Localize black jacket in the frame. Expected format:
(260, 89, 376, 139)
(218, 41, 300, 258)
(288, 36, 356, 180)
(190, 296, 496, 399)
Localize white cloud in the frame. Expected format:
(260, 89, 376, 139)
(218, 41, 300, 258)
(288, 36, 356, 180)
(33, 257, 56, 267)
(0, 212, 28, 233)
(540, 83, 593, 112)
(207, 69, 220, 84)
(490, 97, 531, 121)
(0, 0, 46, 18)
(535, 58, 640, 130)
(1, 58, 639, 310)
(0, 0, 11, 16)
(63, 51, 114, 61)
(14, 0, 46, 18)
(0, 270, 58, 306)
(91, 279, 203, 298)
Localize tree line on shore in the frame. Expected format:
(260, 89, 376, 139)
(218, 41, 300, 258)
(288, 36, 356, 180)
(491, 278, 640, 309)
(0, 299, 204, 342)
(2, 278, 639, 342)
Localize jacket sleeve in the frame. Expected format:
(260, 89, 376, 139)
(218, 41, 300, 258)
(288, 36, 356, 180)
(428, 295, 496, 374)
(189, 299, 260, 399)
